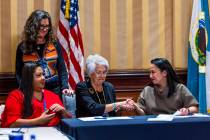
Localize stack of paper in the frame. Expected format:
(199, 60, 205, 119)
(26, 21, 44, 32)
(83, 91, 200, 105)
(147, 114, 174, 121)
(147, 113, 210, 122)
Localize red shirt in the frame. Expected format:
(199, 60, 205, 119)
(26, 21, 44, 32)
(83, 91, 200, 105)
(1, 89, 64, 127)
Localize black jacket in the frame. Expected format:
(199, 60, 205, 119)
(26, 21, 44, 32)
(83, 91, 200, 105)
(76, 79, 116, 117)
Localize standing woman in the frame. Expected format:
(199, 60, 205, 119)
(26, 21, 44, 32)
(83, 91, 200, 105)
(15, 10, 72, 97)
(1, 62, 71, 127)
(131, 58, 199, 115)
(76, 54, 132, 117)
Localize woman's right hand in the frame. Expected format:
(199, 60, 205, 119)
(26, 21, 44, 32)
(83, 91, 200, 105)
(126, 99, 139, 109)
(116, 99, 135, 111)
(36, 110, 56, 125)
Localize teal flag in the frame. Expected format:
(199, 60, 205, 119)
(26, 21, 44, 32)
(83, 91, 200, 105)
(188, 0, 210, 113)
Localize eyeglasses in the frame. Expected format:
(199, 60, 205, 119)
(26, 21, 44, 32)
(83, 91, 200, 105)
(39, 24, 50, 30)
(95, 71, 107, 77)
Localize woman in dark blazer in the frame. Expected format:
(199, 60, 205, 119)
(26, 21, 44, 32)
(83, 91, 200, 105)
(76, 54, 132, 117)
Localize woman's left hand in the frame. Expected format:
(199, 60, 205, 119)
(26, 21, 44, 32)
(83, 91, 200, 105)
(179, 108, 190, 116)
(50, 103, 72, 118)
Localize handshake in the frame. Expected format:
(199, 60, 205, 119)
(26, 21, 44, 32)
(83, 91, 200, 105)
(115, 99, 138, 111)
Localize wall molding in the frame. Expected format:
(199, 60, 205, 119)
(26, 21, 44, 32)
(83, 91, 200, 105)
(106, 69, 187, 92)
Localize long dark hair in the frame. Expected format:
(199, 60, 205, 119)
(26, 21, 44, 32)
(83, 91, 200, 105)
(22, 10, 56, 53)
(20, 62, 39, 118)
(151, 58, 180, 97)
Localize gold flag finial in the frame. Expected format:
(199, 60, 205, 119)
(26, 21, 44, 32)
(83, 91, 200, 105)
(65, 0, 70, 19)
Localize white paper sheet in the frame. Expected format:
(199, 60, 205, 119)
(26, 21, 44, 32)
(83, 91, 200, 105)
(147, 114, 174, 121)
(78, 116, 133, 121)
(147, 113, 210, 122)
(191, 113, 210, 117)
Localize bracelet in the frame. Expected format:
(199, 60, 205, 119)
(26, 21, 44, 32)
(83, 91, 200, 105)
(112, 102, 117, 112)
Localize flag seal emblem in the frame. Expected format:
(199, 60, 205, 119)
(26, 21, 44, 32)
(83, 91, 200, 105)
(191, 12, 208, 66)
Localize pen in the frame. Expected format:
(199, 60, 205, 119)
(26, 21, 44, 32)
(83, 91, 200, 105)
(94, 116, 107, 119)
(12, 128, 24, 134)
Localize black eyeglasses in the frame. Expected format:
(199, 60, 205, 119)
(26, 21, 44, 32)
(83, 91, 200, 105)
(39, 24, 50, 30)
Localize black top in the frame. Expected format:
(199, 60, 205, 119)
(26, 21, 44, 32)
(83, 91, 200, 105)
(36, 43, 45, 58)
(76, 79, 116, 117)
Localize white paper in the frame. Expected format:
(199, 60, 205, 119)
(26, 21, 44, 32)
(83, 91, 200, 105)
(173, 110, 182, 116)
(171, 111, 192, 118)
(191, 113, 210, 117)
(173, 115, 191, 119)
(79, 116, 133, 121)
(147, 113, 210, 122)
(147, 114, 174, 121)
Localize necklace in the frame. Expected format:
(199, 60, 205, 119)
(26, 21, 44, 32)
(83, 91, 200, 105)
(94, 88, 106, 104)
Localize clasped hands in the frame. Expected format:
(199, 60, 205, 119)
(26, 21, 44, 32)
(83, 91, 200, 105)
(37, 103, 65, 125)
(116, 99, 137, 111)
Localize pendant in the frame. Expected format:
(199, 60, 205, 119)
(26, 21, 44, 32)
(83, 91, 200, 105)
(89, 88, 95, 94)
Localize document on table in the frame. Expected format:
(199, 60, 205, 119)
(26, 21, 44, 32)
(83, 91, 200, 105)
(147, 113, 210, 122)
(79, 116, 133, 121)
(173, 112, 210, 119)
(147, 114, 174, 121)
(191, 113, 210, 117)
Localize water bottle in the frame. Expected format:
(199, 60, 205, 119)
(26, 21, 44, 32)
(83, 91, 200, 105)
(9, 132, 23, 140)
(30, 134, 36, 140)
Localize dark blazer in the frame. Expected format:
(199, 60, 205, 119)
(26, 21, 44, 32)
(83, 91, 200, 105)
(76, 78, 116, 117)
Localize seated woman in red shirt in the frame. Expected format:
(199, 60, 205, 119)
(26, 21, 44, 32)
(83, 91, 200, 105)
(1, 62, 71, 127)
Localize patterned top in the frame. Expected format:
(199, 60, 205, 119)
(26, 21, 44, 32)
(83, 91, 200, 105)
(15, 42, 68, 95)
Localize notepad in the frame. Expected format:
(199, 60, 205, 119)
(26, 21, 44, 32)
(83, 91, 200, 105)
(147, 113, 210, 122)
(147, 114, 174, 121)
(79, 116, 133, 121)
(191, 113, 210, 117)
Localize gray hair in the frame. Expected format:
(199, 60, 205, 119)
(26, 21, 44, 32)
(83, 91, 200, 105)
(86, 54, 109, 76)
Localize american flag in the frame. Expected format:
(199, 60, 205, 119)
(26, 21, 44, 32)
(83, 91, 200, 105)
(57, 0, 84, 90)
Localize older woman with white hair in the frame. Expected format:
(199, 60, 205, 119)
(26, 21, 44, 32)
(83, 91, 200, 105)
(76, 54, 132, 117)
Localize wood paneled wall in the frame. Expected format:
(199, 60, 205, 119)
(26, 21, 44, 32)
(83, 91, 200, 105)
(0, 69, 187, 104)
